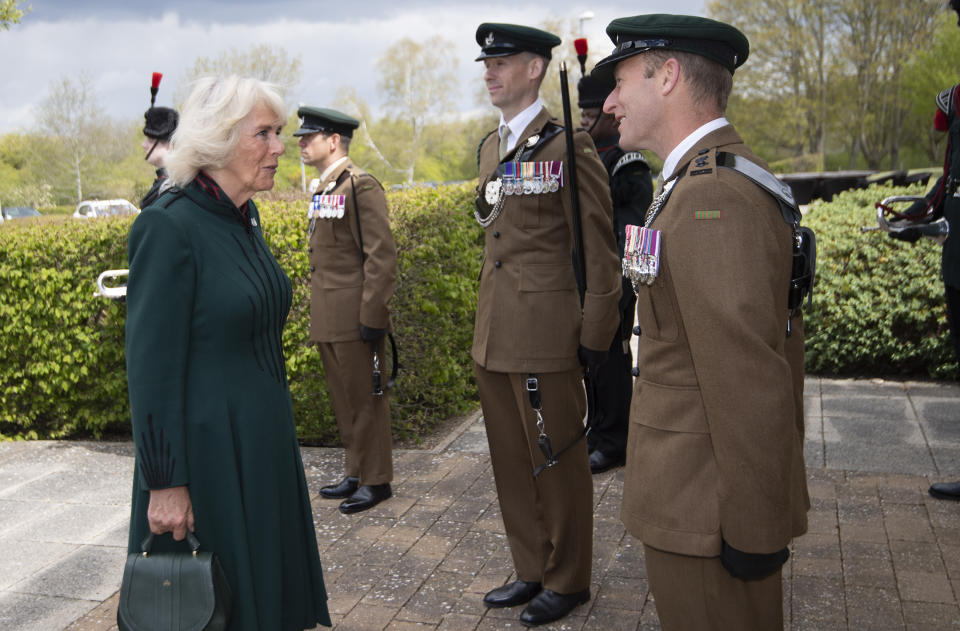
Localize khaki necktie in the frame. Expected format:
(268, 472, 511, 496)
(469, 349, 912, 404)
(498, 125, 510, 160)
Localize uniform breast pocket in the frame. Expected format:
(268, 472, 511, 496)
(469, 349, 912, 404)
(634, 272, 680, 342)
(313, 215, 352, 246)
(507, 192, 549, 228)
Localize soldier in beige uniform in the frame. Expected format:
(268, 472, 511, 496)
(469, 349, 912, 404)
(597, 15, 810, 630)
(295, 106, 398, 515)
(472, 23, 621, 627)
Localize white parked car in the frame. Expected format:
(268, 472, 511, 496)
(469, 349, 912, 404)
(73, 199, 140, 219)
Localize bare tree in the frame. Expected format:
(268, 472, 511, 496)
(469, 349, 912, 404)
(176, 44, 303, 104)
(34, 73, 110, 203)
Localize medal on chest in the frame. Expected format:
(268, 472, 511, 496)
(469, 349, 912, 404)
(622, 224, 662, 292)
(307, 180, 342, 236)
(476, 158, 564, 228)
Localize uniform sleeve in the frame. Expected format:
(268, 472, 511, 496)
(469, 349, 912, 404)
(670, 176, 800, 553)
(353, 175, 398, 329)
(125, 209, 195, 490)
(569, 130, 621, 351)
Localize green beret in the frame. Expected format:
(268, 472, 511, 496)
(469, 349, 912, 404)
(475, 23, 561, 61)
(293, 106, 360, 138)
(594, 14, 749, 75)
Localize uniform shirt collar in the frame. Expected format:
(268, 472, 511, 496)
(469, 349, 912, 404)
(319, 155, 349, 184)
(661, 117, 729, 181)
(498, 97, 544, 154)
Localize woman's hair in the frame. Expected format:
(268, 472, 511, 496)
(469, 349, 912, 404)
(166, 75, 286, 187)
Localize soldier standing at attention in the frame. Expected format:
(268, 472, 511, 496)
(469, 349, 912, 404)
(140, 72, 178, 209)
(295, 106, 398, 515)
(472, 23, 621, 627)
(577, 68, 653, 474)
(598, 14, 809, 629)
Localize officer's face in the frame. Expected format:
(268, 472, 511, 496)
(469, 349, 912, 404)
(298, 132, 333, 170)
(604, 54, 661, 155)
(219, 102, 286, 203)
(579, 107, 601, 131)
(141, 137, 169, 168)
(483, 54, 540, 114)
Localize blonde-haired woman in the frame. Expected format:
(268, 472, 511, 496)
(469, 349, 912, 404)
(124, 75, 331, 629)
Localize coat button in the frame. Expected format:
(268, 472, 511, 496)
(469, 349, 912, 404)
(494, 260, 502, 268)
(493, 231, 500, 238)
(633, 325, 641, 336)
(308, 247, 313, 253)
(631, 367, 640, 377)
(310, 265, 316, 272)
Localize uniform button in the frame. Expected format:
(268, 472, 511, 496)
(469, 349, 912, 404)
(631, 367, 640, 377)
(493, 231, 500, 238)
(308, 247, 313, 253)
(310, 265, 316, 272)
(494, 260, 502, 268)
(633, 325, 641, 336)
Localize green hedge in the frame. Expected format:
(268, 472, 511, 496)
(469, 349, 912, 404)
(2, 180, 956, 441)
(803, 182, 956, 379)
(0, 183, 483, 441)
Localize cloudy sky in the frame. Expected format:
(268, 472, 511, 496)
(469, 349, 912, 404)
(0, 0, 706, 134)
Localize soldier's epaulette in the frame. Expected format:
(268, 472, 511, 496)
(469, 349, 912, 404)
(611, 151, 650, 178)
(688, 147, 714, 177)
(349, 169, 384, 192)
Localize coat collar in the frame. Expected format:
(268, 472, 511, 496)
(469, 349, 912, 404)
(498, 107, 556, 164)
(669, 124, 743, 182)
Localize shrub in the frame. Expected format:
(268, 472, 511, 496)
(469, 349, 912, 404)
(2, 179, 956, 441)
(0, 184, 483, 441)
(802, 182, 956, 378)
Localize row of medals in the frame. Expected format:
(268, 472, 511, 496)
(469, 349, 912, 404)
(501, 174, 561, 196)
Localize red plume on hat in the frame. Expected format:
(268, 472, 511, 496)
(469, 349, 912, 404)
(574, 38, 588, 76)
(150, 72, 162, 107)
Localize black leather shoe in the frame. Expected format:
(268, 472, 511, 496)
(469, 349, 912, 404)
(482, 580, 542, 608)
(589, 450, 625, 474)
(339, 483, 392, 514)
(929, 481, 960, 501)
(520, 588, 590, 626)
(320, 476, 358, 499)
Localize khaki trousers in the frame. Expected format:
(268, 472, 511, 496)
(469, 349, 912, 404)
(643, 544, 784, 631)
(474, 364, 592, 594)
(318, 339, 393, 485)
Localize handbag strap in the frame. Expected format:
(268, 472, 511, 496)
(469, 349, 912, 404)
(140, 531, 202, 556)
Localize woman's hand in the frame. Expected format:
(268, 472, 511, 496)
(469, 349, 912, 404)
(147, 486, 195, 540)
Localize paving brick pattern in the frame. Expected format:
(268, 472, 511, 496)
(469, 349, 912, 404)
(1, 378, 959, 630)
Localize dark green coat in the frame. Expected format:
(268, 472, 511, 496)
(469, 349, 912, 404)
(125, 181, 331, 630)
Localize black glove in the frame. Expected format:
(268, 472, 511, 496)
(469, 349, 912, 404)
(359, 325, 386, 342)
(720, 540, 789, 580)
(887, 228, 921, 243)
(577, 345, 608, 372)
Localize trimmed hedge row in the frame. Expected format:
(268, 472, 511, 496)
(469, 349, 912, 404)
(802, 182, 956, 379)
(0, 179, 956, 441)
(0, 183, 483, 441)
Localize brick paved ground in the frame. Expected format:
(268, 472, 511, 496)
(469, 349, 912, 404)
(1, 377, 959, 630)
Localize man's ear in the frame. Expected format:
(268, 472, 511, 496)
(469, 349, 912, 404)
(660, 57, 682, 96)
(528, 55, 544, 81)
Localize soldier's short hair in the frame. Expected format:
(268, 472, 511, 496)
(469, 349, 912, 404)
(639, 50, 733, 114)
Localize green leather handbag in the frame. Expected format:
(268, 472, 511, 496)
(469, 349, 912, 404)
(117, 531, 232, 631)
